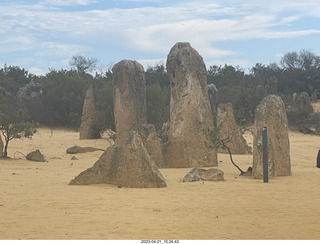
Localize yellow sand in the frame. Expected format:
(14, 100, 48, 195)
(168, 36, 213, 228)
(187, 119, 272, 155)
(0, 127, 319, 240)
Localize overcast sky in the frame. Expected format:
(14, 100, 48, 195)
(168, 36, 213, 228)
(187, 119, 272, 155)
(1, 0, 320, 75)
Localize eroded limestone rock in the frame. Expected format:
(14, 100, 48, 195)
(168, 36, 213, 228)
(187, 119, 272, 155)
(69, 131, 167, 188)
(164, 42, 217, 168)
(252, 95, 291, 179)
(79, 85, 100, 139)
(183, 168, 224, 182)
(26, 149, 46, 162)
(112, 60, 147, 145)
(217, 103, 252, 154)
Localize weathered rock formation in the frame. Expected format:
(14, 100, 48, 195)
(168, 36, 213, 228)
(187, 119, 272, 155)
(183, 168, 224, 182)
(79, 85, 100, 139)
(112, 60, 147, 145)
(164, 42, 217, 168)
(66, 146, 104, 154)
(142, 124, 164, 168)
(69, 60, 166, 188)
(26, 149, 46, 162)
(69, 131, 167, 188)
(293, 92, 314, 115)
(217, 103, 252, 154)
(207, 83, 218, 116)
(252, 94, 291, 179)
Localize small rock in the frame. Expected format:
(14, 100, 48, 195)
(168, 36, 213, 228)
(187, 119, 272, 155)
(26, 149, 46, 162)
(183, 168, 224, 182)
(71, 156, 78, 160)
(66, 146, 104, 154)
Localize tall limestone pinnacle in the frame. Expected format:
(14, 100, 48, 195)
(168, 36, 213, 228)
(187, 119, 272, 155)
(164, 42, 217, 168)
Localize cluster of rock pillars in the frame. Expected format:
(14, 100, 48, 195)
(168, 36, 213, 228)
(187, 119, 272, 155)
(70, 42, 291, 188)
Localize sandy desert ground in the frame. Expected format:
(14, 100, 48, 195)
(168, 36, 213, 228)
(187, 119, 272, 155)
(0, 125, 319, 240)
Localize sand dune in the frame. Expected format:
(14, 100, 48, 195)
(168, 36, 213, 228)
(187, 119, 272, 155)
(0, 127, 319, 240)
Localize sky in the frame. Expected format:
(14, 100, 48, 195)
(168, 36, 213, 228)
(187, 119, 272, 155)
(1, 0, 320, 75)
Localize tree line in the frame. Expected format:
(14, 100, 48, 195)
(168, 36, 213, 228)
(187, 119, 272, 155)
(1, 49, 320, 136)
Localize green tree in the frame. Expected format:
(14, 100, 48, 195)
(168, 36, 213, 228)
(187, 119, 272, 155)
(146, 83, 170, 130)
(145, 64, 170, 130)
(0, 96, 38, 157)
(93, 69, 115, 132)
(40, 69, 89, 127)
(69, 55, 98, 77)
(0, 65, 32, 95)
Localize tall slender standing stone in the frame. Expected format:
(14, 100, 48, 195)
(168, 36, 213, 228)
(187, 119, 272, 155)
(164, 42, 217, 168)
(112, 60, 147, 145)
(79, 84, 100, 139)
(252, 94, 291, 178)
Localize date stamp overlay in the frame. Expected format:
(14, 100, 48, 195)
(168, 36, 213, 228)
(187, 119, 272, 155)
(141, 241, 179, 244)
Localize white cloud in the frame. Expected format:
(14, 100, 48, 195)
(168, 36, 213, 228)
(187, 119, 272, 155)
(39, 0, 98, 6)
(1, 0, 320, 72)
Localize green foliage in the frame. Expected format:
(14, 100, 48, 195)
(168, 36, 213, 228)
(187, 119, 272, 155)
(278, 50, 320, 94)
(0, 97, 38, 157)
(146, 83, 170, 130)
(1, 49, 320, 135)
(0, 65, 32, 95)
(145, 64, 170, 131)
(93, 70, 115, 132)
(40, 69, 89, 127)
(145, 64, 170, 87)
(69, 55, 98, 78)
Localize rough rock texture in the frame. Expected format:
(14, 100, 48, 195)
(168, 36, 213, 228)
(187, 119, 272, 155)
(207, 83, 218, 116)
(252, 95, 291, 179)
(183, 168, 224, 182)
(70, 60, 166, 188)
(79, 85, 100, 139)
(0, 135, 3, 157)
(112, 60, 147, 145)
(164, 42, 217, 168)
(26, 149, 46, 162)
(217, 103, 252, 154)
(69, 131, 167, 188)
(66, 146, 104, 154)
(158, 122, 169, 144)
(142, 124, 164, 168)
(293, 92, 314, 115)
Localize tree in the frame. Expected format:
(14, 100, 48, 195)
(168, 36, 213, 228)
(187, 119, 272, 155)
(0, 96, 38, 157)
(69, 55, 98, 76)
(0, 65, 32, 95)
(280, 49, 320, 70)
(93, 69, 115, 132)
(145, 64, 170, 131)
(40, 69, 89, 127)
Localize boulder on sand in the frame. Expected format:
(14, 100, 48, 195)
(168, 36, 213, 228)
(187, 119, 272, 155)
(26, 149, 46, 162)
(183, 168, 224, 182)
(66, 146, 104, 154)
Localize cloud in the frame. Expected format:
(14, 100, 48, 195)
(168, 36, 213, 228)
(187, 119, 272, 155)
(1, 0, 320, 74)
(39, 0, 98, 6)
